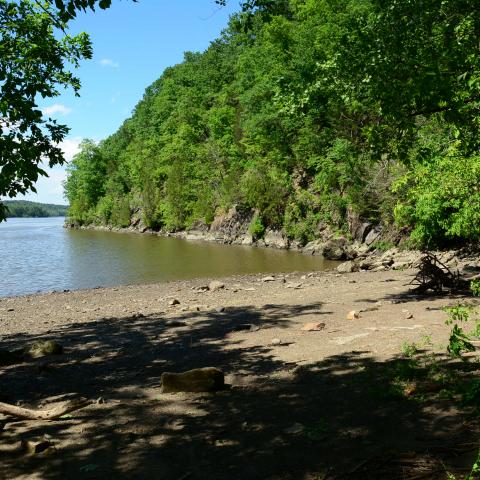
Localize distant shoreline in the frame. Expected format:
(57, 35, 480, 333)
(2, 200, 68, 218)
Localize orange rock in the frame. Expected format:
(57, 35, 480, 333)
(346, 310, 360, 320)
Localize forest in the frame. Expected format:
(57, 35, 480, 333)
(65, 0, 480, 249)
(3, 200, 68, 218)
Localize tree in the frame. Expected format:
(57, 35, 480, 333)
(0, 0, 250, 222)
(0, 0, 94, 221)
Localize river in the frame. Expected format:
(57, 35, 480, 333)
(0, 217, 337, 297)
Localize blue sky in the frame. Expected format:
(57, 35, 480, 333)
(24, 0, 241, 205)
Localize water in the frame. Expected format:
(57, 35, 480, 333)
(0, 217, 337, 297)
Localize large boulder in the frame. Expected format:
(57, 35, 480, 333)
(161, 367, 225, 393)
(322, 237, 348, 260)
(336, 260, 358, 273)
(364, 226, 382, 246)
(302, 240, 324, 256)
(263, 230, 289, 249)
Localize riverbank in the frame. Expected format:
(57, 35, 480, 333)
(1, 268, 480, 479)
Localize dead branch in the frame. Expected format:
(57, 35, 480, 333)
(0, 397, 91, 420)
(409, 252, 466, 294)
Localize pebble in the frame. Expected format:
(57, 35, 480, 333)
(347, 310, 360, 320)
(209, 281, 225, 292)
(169, 299, 180, 306)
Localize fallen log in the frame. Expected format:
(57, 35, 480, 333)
(0, 397, 91, 420)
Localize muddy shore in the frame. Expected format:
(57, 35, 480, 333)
(1, 268, 479, 479)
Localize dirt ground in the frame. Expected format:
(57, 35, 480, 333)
(1, 268, 479, 479)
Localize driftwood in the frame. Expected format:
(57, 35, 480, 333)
(409, 252, 466, 294)
(0, 397, 91, 420)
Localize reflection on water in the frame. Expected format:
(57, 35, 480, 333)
(0, 217, 337, 297)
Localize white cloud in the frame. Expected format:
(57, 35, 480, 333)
(59, 137, 82, 162)
(99, 58, 119, 68)
(42, 104, 72, 117)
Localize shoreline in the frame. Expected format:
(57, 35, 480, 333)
(0, 266, 465, 339)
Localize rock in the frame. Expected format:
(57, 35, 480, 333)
(359, 258, 375, 270)
(283, 423, 305, 435)
(209, 281, 225, 292)
(322, 237, 347, 260)
(463, 263, 480, 273)
(21, 439, 51, 455)
(261, 276, 275, 282)
(285, 282, 303, 289)
(270, 338, 282, 345)
(169, 299, 180, 306)
(194, 285, 209, 292)
(241, 234, 254, 245)
(336, 261, 358, 274)
(355, 222, 373, 243)
(263, 230, 289, 249)
(215, 306, 225, 313)
(28, 341, 63, 358)
(161, 367, 225, 393)
(209, 205, 254, 241)
(7, 308, 14, 312)
(301, 322, 326, 331)
(391, 261, 410, 270)
(364, 226, 382, 246)
(346, 311, 360, 320)
(302, 240, 324, 256)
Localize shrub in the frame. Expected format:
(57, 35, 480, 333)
(394, 154, 480, 247)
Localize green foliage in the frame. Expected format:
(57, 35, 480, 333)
(249, 215, 265, 239)
(444, 305, 476, 358)
(471, 280, 480, 297)
(401, 342, 419, 358)
(63, 0, 480, 249)
(0, 0, 93, 220)
(3, 201, 68, 218)
(394, 154, 480, 247)
(448, 324, 475, 358)
(283, 190, 321, 245)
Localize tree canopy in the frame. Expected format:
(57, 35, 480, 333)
(0, 0, 263, 222)
(65, 0, 480, 248)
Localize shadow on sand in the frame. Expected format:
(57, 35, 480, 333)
(1, 301, 479, 479)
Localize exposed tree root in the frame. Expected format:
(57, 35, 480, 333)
(0, 397, 91, 420)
